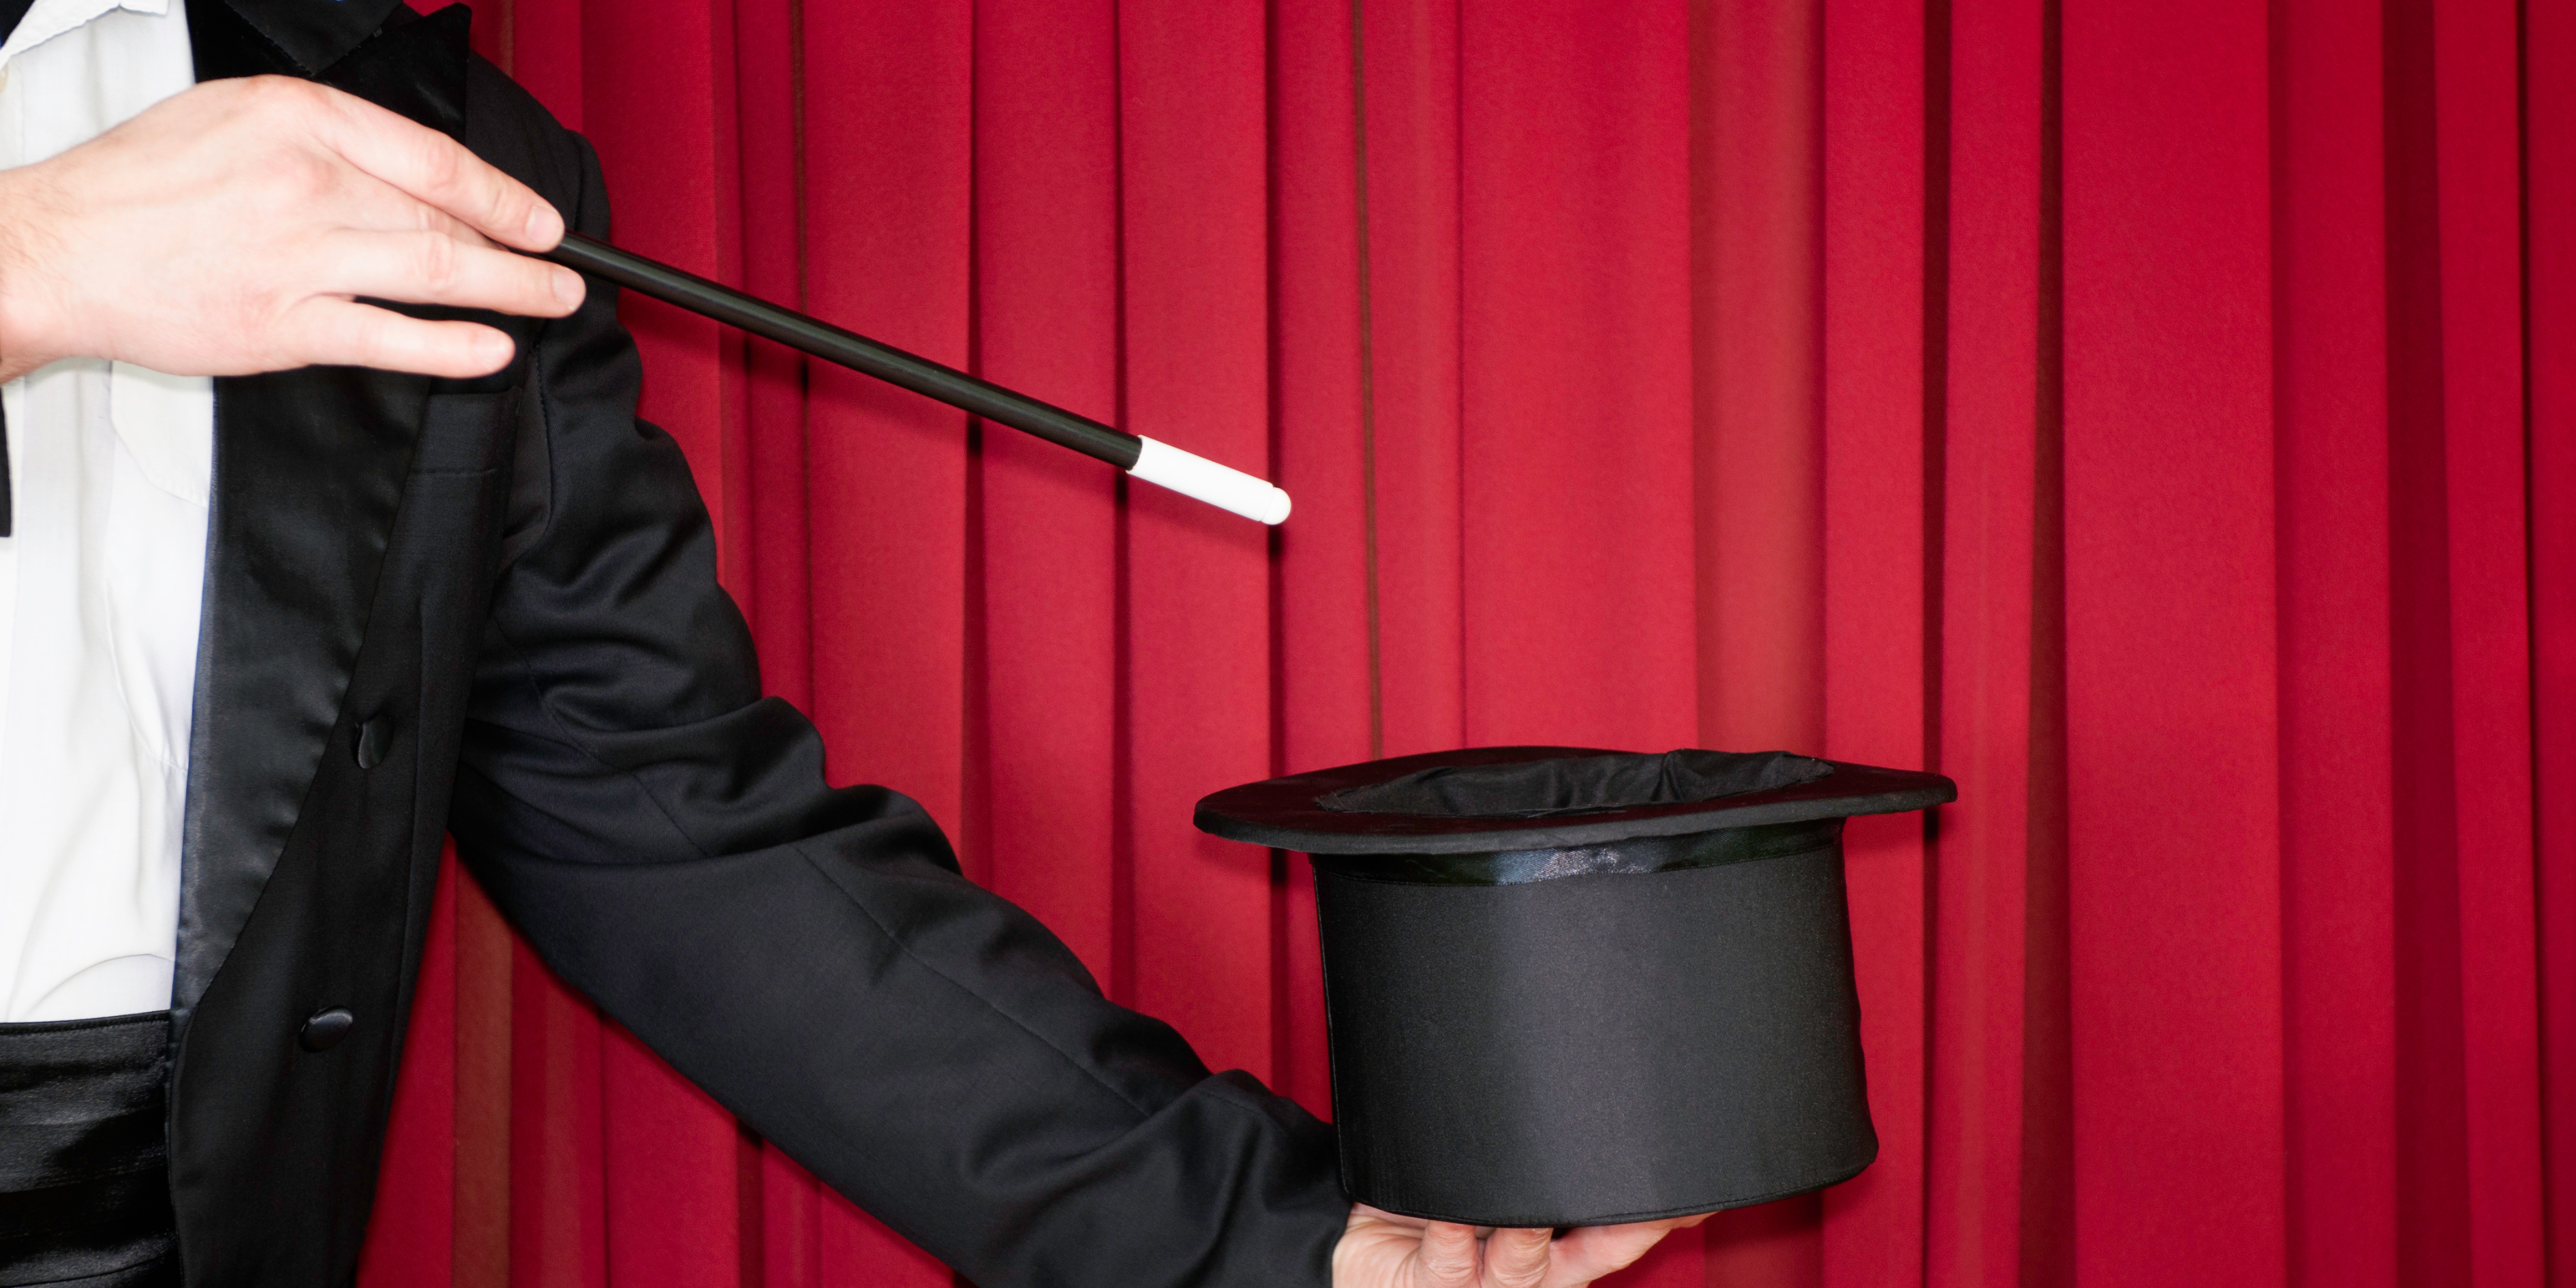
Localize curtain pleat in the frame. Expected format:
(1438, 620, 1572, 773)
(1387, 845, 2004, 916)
(1926, 0, 2049, 1281)
(2532, 5, 2576, 1288)
(1815, 0, 1928, 1283)
(2275, 2, 2395, 1285)
(350, 2, 2574, 1285)
(2062, 1, 2282, 1279)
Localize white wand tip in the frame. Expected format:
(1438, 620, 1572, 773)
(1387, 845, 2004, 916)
(1128, 436, 1293, 525)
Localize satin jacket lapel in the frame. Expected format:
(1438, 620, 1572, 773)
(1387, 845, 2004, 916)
(174, 7, 472, 1017)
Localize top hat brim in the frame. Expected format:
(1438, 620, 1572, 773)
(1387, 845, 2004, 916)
(1194, 746, 1957, 855)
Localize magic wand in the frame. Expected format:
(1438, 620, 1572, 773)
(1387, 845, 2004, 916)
(539, 232, 1292, 525)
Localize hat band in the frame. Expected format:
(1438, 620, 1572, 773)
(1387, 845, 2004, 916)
(1305, 816, 1843, 887)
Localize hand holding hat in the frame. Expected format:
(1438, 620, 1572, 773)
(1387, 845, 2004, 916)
(1334, 1204, 1707, 1288)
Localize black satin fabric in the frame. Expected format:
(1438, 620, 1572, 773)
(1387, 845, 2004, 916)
(1313, 838, 1875, 1227)
(0, 1012, 179, 1287)
(1308, 817, 1842, 887)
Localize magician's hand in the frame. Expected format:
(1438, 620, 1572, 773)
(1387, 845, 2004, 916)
(1334, 1203, 1707, 1288)
(0, 74, 582, 384)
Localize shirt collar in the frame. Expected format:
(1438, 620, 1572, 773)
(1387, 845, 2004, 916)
(0, 0, 167, 66)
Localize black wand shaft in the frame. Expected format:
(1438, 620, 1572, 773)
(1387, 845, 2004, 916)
(540, 232, 1144, 472)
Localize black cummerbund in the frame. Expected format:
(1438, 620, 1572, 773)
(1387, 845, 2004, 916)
(0, 1011, 179, 1288)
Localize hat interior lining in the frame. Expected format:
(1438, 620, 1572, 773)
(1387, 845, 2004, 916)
(1313, 749, 1833, 819)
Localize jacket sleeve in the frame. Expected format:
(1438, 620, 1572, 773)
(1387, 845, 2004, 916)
(444, 98, 1348, 1288)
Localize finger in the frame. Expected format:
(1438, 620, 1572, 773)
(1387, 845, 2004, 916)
(1480, 1228, 1552, 1288)
(281, 298, 516, 378)
(1415, 1221, 1484, 1288)
(320, 229, 583, 318)
(300, 82, 566, 250)
(330, 168, 489, 243)
(1337, 1206, 1430, 1286)
(1535, 1220, 1688, 1288)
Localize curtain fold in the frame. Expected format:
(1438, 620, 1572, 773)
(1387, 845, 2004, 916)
(356, 1, 2573, 1285)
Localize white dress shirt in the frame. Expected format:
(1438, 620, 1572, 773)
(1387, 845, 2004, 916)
(0, 0, 211, 1022)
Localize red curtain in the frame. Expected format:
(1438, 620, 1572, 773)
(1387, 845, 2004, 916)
(352, 1, 2576, 1285)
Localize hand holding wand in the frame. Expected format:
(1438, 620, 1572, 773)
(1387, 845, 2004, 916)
(540, 234, 1292, 525)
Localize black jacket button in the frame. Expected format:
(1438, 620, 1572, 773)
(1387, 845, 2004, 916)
(354, 718, 392, 769)
(299, 1008, 356, 1052)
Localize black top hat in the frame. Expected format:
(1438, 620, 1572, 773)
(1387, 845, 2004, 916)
(1197, 746, 1954, 1228)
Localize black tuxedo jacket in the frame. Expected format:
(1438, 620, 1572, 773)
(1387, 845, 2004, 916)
(159, 5, 1346, 1284)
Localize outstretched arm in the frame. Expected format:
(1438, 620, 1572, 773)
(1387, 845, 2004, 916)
(439, 54, 1688, 1288)
(445, 105, 1347, 1286)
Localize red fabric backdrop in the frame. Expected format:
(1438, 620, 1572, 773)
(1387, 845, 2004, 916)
(352, 1, 2576, 1285)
